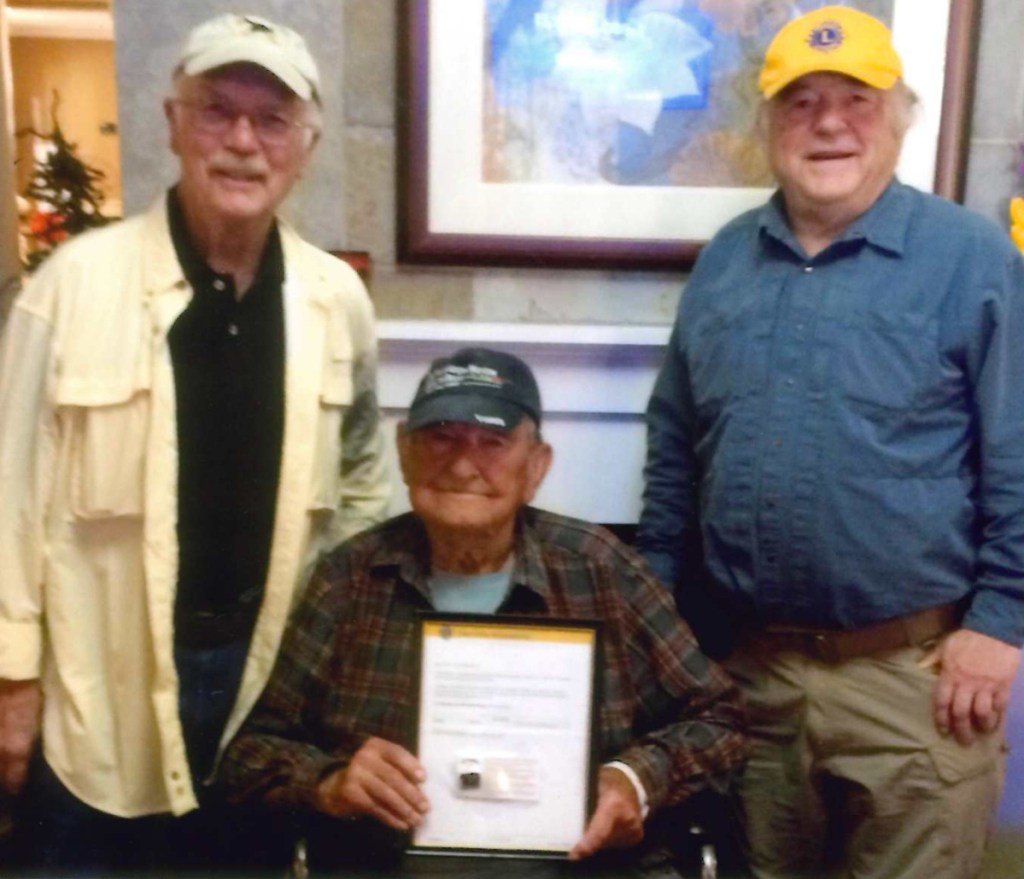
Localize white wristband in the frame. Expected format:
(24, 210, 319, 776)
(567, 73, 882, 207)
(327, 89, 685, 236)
(603, 760, 650, 819)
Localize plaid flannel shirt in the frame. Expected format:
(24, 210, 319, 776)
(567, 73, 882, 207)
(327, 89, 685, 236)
(220, 508, 745, 821)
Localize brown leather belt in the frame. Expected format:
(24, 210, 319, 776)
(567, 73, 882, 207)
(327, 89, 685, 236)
(745, 602, 961, 663)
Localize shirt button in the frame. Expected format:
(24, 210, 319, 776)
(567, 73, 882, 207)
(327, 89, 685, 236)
(228, 323, 240, 336)
(213, 279, 227, 291)
(803, 265, 813, 273)
(785, 378, 795, 386)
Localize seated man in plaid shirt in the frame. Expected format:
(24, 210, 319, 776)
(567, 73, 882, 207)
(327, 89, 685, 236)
(220, 347, 745, 877)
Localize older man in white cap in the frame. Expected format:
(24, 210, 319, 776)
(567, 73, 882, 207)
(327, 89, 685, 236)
(640, 6, 1024, 878)
(0, 12, 389, 872)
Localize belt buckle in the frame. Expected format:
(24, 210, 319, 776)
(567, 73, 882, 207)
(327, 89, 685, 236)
(809, 632, 841, 663)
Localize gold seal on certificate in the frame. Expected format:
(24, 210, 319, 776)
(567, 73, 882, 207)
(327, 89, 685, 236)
(410, 614, 601, 858)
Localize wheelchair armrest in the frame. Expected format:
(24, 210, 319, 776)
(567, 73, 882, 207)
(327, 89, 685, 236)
(291, 836, 309, 879)
(686, 821, 718, 879)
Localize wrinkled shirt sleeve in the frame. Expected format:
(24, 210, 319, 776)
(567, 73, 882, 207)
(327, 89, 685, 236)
(638, 319, 701, 592)
(335, 286, 390, 545)
(962, 251, 1024, 645)
(605, 556, 746, 813)
(0, 283, 56, 679)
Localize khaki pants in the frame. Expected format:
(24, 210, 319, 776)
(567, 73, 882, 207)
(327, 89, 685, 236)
(723, 641, 1005, 879)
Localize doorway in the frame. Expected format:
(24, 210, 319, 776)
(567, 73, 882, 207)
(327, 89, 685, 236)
(2, 0, 119, 281)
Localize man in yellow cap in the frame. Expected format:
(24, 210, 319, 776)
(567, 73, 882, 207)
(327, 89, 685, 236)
(639, 6, 1023, 877)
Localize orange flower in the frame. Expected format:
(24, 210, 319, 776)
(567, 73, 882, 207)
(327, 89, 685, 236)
(28, 210, 66, 245)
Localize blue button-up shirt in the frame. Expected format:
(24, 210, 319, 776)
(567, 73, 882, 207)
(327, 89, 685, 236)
(639, 181, 1024, 646)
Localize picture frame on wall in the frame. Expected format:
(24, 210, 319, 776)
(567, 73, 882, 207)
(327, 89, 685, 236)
(398, 0, 979, 271)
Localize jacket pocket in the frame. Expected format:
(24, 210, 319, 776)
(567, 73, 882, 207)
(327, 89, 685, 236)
(55, 382, 150, 520)
(310, 349, 354, 513)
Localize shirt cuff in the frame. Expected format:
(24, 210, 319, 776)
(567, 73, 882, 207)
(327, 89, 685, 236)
(0, 619, 43, 680)
(603, 760, 649, 819)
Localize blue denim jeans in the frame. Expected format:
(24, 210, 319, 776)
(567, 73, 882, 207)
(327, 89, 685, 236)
(174, 636, 251, 793)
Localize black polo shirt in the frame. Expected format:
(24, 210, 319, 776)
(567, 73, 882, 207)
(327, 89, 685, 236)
(166, 189, 285, 645)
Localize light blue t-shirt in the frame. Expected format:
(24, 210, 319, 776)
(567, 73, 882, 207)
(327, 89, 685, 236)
(428, 565, 513, 614)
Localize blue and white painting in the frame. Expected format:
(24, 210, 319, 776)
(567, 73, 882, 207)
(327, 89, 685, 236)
(483, 0, 895, 187)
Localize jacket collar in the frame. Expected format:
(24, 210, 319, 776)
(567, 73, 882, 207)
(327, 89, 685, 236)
(142, 191, 330, 308)
(278, 218, 333, 309)
(165, 187, 283, 295)
(142, 193, 189, 297)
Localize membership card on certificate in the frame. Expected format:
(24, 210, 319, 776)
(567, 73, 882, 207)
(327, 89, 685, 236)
(410, 614, 600, 857)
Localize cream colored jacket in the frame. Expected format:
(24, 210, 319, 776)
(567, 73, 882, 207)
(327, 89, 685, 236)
(0, 198, 390, 817)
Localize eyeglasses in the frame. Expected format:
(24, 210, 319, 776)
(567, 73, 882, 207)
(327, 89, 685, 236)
(172, 98, 313, 147)
(774, 84, 885, 127)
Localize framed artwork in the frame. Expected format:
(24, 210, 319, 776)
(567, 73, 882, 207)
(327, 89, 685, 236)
(398, 0, 979, 270)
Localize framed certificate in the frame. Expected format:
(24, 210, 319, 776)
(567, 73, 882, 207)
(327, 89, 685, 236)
(410, 614, 601, 858)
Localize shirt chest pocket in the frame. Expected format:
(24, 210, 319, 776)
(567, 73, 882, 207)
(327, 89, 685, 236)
(55, 378, 151, 520)
(310, 329, 355, 512)
(813, 312, 940, 412)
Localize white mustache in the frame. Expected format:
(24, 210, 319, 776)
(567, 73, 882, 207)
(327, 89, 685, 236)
(210, 162, 267, 179)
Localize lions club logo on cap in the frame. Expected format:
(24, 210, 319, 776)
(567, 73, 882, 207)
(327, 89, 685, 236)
(807, 21, 844, 53)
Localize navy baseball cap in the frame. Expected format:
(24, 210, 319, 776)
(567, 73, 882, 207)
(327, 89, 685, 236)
(406, 347, 542, 431)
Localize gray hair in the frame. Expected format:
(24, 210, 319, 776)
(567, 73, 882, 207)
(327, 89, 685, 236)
(886, 81, 919, 138)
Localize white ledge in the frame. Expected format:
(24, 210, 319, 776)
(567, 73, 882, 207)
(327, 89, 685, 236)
(377, 320, 670, 349)
(376, 320, 668, 417)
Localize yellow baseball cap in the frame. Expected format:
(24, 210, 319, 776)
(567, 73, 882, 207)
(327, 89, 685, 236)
(758, 6, 903, 99)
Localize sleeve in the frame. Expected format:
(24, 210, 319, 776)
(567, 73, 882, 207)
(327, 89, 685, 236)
(219, 558, 365, 811)
(335, 277, 390, 544)
(0, 284, 57, 680)
(961, 250, 1024, 646)
(608, 561, 746, 814)
(636, 316, 702, 591)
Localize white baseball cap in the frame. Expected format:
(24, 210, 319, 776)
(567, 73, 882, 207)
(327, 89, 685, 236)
(177, 13, 321, 103)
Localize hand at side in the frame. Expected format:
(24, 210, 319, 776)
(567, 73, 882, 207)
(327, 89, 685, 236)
(0, 678, 41, 794)
(924, 629, 1021, 745)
